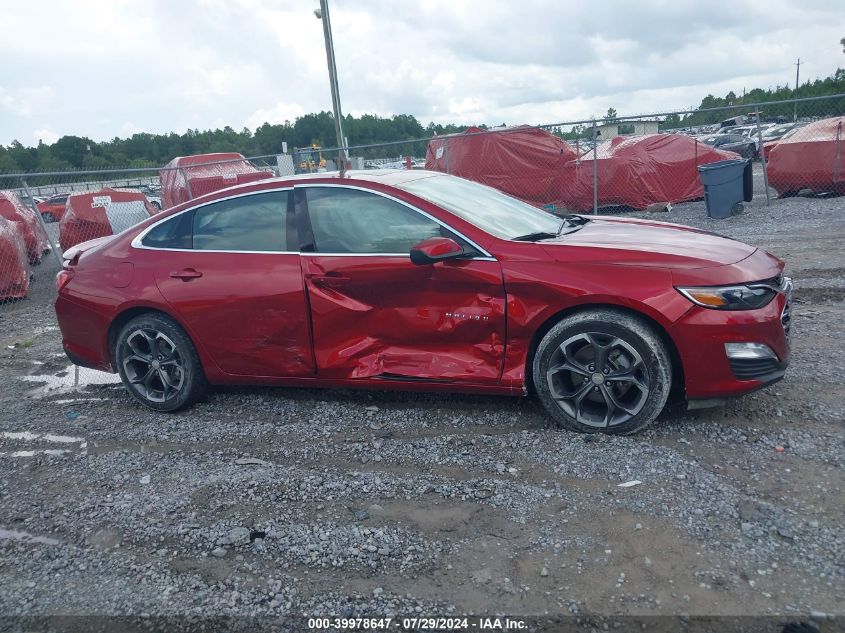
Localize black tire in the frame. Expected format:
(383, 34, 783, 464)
(115, 313, 207, 412)
(151, 201, 161, 210)
(532, 309, 672, 435)
(41, 212, 56, 223)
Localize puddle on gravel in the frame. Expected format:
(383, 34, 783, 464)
(1, 431, 87, 458)
(2, 431, 85, 444)
(19, 365, 120, 397)
(0, 528, 60, 546)
(52, 398, 110, 405)
(7, 449, 70, 457)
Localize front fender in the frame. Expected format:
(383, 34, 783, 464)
(500, 261, 692, 388)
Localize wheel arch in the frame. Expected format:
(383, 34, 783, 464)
(107, 305, 198, 371)
(524, 302, 685, 399)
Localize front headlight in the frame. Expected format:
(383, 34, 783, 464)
(676, 284, 777, 310)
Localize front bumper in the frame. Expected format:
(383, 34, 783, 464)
(669, 288, 791, 400)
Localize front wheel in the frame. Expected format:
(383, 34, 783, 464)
(532, 309, 672, 434)
(115, 313, 207, 412)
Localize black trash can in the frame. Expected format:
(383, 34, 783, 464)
(697, 159, 753, 219)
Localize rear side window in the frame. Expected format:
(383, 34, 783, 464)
(192, 191, 289, 252)
(141, 211, 193, 249)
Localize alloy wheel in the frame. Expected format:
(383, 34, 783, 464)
(546, 332, 650, 428)
(121, 328, 185, 403)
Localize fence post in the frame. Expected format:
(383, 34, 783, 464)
(755, 110, 771, 206)
(21, 178, 63, 264)
(591, 119, 598, 215)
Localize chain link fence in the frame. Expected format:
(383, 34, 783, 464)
(1, 94, 843, 392)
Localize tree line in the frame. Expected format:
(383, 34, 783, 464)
(0, 113, 471, 174)
(1, 68, 843, 174)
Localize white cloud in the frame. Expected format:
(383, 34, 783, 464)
(246, 102, 306, 129)
(32, 128, 60, 145)
(0, 0, 843, 145)
(0, 86, 56, 118)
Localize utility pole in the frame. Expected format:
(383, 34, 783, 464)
(315, 0, 347, 171)
(793, 58, 801, 122)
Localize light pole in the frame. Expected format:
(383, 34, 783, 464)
(314, 0, 347, 171)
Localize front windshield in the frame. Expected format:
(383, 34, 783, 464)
(763, 125, 791, 139)
(396, 174, 562, 240)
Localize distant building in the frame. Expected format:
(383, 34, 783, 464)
(596, 119, 660, 139)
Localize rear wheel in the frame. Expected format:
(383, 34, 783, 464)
(532, 309, 672, 434)
(41, 212, 56, 223)
(115, 313, 207, 412)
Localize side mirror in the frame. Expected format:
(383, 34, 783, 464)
(410, 237, 464, 265)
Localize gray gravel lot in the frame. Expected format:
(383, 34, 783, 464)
(0, 185, 843, 629)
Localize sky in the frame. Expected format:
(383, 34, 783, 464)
(1, 0, 843, 146)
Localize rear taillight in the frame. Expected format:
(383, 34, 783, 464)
(56, 269, 74, 292)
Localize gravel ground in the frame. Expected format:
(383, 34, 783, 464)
(0, 187, 843, 630)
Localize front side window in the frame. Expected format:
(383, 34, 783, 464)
(192, 191, 288, 252)
(304, 187, 446, 254)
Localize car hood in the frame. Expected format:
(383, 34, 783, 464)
(539, 216, 757, 268)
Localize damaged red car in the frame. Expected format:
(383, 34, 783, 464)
(54, 171, 792, 434)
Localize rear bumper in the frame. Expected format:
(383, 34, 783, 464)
(55, 294, 114, 372)
(670, 292, 790, 400)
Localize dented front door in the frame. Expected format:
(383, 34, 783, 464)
(301, 254, 506, 383)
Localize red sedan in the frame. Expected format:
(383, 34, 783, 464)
(37, 193, 69, 222)
(54, 171, 791, 434)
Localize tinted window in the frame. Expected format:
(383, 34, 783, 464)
(305, 188, 445, 254)
(193, 191, 288, 252)
(142, 211, 193, 249)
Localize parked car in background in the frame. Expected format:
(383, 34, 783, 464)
(59, 188, 159, 251)
(700, 134, 757, 159)
(16, 193, 45, 208)
(37, 193, 70, 222)
(55, 170, 791, 435)
(761, 123, 805, 143)
(124, 184, 163, 210)
(0, 191, 50, 263)
(762, 126, 804, 161)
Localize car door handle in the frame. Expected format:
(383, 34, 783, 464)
(309, 274, 350, 288)
(170, 268, 203, 280)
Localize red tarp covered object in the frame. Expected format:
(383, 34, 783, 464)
(0, 191, 50, 263)
(160, 153, 274, 209)
(557, 134, 741, 211)
(60, 188, 157, 251)
(767, 116, 844, 196)
(0, 216, 30, 301)
(425, 126, 578, 206)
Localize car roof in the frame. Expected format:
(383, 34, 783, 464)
(159, 169, 448, 213)
(273, 169, 437, 186)
(219, 169, 442, 196)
